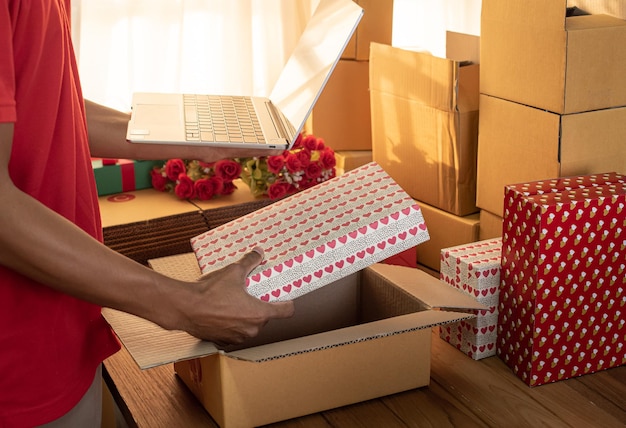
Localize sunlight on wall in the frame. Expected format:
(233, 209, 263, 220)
(392, 0, 481, 55)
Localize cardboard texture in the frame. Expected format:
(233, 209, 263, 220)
(335, 150, 373, 171)
(369, 42, 480, 216)
(104, 252, 485, 428)
(480, 0, 626, 114)
(91, 159, 162, 196)
(311, 59, 372, 150)
(415, 200, 480, 271)
(498, 173, 626, 386)
(439, 238, 502, 360)
(476, 94, 626, 216)
(479, 209, 503, 241)
(341, 0, 393, 60)
(191, 162, 430, 302)
(98, 183, 273, 265)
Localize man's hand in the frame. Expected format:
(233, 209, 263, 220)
(170, 248, 295, 346)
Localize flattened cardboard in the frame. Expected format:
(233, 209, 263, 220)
(476, 94, 626, 216)
(191, 162, 430, 302)
(369, 42, 479, 216)
(480, 0, 626, 114)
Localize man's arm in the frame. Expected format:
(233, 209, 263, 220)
(85, 100, 283, 162)
(0, 122, 293, 344)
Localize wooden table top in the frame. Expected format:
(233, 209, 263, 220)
(104, 330, 626, 428)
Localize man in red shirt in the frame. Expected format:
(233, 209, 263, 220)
(0, 1, 294, 426)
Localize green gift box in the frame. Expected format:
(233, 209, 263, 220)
(92, 159, 163, 196)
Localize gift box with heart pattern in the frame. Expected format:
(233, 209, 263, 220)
(439, 238, 502, 359)
(191, 162, 430, 301)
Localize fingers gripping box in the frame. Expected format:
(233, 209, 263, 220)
(439, 238, 502, 360)
(191, 162, 430, 302)
(499, 173, 626, 386)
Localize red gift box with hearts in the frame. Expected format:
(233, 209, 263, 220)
(439, 238, 502, 359)
(499, 173, 626, 386)
(191, 162, 430, 301)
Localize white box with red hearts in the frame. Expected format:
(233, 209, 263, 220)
(439, 238, 502, 360)
(191, 162, 430, 302)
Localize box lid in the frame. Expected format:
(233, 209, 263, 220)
(104, 254, 485, 369)
(191, 162, 430, 302)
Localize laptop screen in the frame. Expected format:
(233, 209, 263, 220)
(269, 0, 363, 136)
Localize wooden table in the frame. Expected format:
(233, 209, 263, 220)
(103, 330, 626, 428)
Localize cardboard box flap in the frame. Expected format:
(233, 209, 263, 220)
(105, 254, 479, 369)
(457, 64, 480, 112)
(369, 43, 458, 113)
(103, 308, 219, 369)
(228, 309, 473, 362)
(368, 263, 487, 311)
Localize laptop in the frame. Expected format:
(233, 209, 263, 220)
(126, 0, 364, 150)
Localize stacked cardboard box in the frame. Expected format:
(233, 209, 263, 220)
(311, 0, 393, 158)
(476, 0, 626, 238)
(369, 32, 481, 271)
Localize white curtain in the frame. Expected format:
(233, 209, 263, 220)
(392, 0, 481, 56)
(72, 0, 315, 112)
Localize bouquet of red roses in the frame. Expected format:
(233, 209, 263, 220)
(150, 158, 241, 200)
(150, 133, 336, 201)
(238, 133, 336, 199)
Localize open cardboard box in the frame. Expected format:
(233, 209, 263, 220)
(369, 34, 480, 217)
(103, 252, 485, 428)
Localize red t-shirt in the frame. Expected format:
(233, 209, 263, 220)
(0, 1, 120, 426)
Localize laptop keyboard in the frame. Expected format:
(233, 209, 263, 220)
(183, 94, 265, 143)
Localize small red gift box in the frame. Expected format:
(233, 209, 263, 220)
(499, 173, 625, 386)
(439, 238, 502, 360)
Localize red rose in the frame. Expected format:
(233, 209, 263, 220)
(214, 159, 242, 181)
(198, 161, 215, 173)
(315, 137, 326, 150)
(267, 181, 292, 199)
(266, 155, 285, 174)
(302, 134, 318, 151)
(221, 180, 238, 195)
(296, 148, 311, 167)
(299, 176, 316, 190)
(194, 176, 224, 200)
(165, 159, 186, 181)
(292, 133, 304, 149)
(174, 174, 196, 199)
(151, 167, 168, 191)
(305, 162, 322, 180)
(319, 148, 336, 169)
(284, 153, 302, 173)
